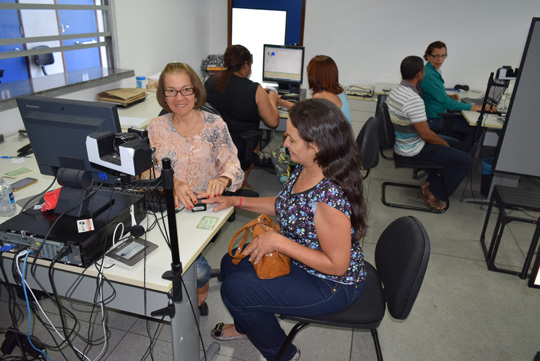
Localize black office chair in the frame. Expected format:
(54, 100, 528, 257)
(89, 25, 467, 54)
(356, 116, 380, 178)
(33, 45, 54, 76)
(378, 103, 449, 213)
(199, 102, 262, 171)
(276, 216, 431, 361)
(375, 94, 393, 160)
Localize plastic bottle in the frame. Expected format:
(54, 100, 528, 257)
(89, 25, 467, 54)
(0, 173, 16, 217)
(136, 76, 147, 91)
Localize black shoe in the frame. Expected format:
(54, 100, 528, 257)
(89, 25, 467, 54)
(199, 302, 209, 316)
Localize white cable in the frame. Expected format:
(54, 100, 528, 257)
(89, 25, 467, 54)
(111, 222, 125, 248)
(15, 249, 92, 361)
(92, 255, 108, 361)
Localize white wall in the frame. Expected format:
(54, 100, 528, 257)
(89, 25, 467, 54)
(3, 0, 539, 137)
(206, 0, 540, 92)
(111, 0, 212, 77)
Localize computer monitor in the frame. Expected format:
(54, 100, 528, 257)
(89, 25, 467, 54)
(16, 95, 121, 184)
(262, 44, 305, 92)
(486, 79, 508, 106)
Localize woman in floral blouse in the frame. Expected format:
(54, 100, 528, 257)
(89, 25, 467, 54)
(147, 62, 243, 314)
(203, 98, 368, 361)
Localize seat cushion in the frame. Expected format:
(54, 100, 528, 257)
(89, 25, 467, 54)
(281, 262, 386, 330)
(394, 153, 446, 171)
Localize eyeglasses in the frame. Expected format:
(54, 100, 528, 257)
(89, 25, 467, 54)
(164, 87, 195, 97)
(430, 54, 448, 59)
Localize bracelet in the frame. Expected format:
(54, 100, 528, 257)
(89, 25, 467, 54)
(238, 196, 243, 207)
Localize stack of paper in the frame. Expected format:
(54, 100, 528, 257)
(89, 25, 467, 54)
(97, 88, 147, 107)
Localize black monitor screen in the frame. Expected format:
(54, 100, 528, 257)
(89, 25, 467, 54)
(16, 95, 121, 183)
(262, 44, 305, 91)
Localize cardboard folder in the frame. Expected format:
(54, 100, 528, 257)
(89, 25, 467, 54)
(97, 88, 147, 107)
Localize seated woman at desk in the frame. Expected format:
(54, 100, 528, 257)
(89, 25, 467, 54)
(420, 41, 495, 152)
(202, 99, 367, 361)
(205, 44, 280, 189)
(147, 62, 244, 314)
(279, 55, 351, 123)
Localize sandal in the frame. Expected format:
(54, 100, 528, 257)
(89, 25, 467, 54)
(211, 323, 248, 341)
(420, 187, 445, 211)
(290, 348, 301, 361)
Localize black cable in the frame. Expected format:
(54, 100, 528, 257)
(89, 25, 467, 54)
(19, 175, 57, 214)
(47, 260, 84, 361)
(0, 254, 25, 330)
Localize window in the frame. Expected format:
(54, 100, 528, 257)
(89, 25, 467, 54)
(0, 0, 113, 85)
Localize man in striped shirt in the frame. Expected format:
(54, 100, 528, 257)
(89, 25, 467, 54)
(386, 56, 472, 210)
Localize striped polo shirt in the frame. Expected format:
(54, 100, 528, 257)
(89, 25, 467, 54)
(386, 81, 427, 157)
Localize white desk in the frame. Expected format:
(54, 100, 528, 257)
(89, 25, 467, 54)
(116, 94, 162, 130)
(461, 110, 505, 130)
(0, 134, 233, 361)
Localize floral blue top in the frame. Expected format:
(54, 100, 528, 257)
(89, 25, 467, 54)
(275, 166, 366, 285)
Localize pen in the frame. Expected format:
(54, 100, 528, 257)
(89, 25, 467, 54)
(1, 156, 31, 159)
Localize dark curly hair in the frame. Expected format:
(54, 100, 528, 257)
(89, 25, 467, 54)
(289, 98, 367, 242)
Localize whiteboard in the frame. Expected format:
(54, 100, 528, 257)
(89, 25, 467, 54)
(231, 8, 286, 86)
(494, 18, 540, 178)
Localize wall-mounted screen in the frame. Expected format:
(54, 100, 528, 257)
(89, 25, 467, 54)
(231, 8, 286, 86)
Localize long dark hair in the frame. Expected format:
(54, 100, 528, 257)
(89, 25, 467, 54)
(215, 44, 253, 93)
(289, 98, 367, 242)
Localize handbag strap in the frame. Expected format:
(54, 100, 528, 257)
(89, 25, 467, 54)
(228, 215, 280, 265)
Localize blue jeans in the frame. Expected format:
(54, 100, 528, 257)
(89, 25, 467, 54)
(220, 254, 364, 361)
(428, 117, 475, 152)
(196, 255, 211, 289)
(408, 142, 472, 201)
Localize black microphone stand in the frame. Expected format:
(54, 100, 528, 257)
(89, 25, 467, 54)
(151, 158, 182, 319)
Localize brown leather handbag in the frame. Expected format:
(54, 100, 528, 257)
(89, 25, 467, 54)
(228, 214, 290, 279)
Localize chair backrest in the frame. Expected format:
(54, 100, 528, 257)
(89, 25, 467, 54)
(33, 45, 54, 67)
(356, 116, 379, 174)
(200, 102, 221, 116)
(374, 216, 430, 320)
(377, 101, 395, 151)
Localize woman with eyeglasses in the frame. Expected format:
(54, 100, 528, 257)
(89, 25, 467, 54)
(147, 62, 244, 313)
(205, 45, 280, 190)
(420, 41, 494, 152)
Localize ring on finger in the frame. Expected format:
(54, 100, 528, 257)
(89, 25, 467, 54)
(212, 184, 216, 188)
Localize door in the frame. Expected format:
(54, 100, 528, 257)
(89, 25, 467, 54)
(57, 0, 101, 72)
(0, 0, 29, 84)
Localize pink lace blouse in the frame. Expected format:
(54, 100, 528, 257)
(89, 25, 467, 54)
(147, 111, 243, 192)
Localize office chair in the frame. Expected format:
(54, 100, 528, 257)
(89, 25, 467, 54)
(378, 103, 449, 213)
(33, 45, 54, 76)
(355, 116, 380, 178)
(375, 93, 393, 160)
(276, 216, 431, 361)
(199, 102, 262, 171)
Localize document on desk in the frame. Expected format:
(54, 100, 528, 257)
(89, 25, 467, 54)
(197, 216, 219, 230)
(119, 116, 148, 128)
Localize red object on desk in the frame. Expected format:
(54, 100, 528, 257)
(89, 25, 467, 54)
(41, 188, 61, 212)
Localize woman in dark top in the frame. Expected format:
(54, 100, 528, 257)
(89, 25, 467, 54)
(201, 99, 367, 361)
(205, 45, 279, 188)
